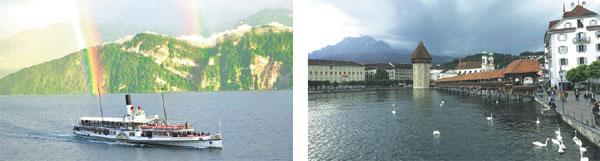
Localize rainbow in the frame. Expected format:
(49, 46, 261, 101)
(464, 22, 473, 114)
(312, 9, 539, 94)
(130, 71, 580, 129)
(72, 1, 103, 94)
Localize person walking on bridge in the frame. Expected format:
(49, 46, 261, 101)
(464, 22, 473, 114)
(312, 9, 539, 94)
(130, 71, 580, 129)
(575, 89, 580, 101)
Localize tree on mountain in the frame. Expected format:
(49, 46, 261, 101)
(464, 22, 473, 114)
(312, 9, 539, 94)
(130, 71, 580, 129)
(374, 69, 389, 80)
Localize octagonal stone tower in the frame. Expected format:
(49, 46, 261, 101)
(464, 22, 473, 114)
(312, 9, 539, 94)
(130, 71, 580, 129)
(411, 41, 432, 89)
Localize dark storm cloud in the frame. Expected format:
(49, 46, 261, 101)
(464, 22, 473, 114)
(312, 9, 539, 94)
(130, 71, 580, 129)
(315, 0, 597, 56)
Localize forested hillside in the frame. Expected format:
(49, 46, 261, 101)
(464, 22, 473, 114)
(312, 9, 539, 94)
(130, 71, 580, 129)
(0, 25, 292, 95)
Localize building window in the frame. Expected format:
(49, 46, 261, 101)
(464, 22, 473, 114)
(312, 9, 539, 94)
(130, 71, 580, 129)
(320, 71, 323, 75)
(597, 44, 600, 51)
(597, 56, 600, 61)
(309, 71, 312, 75)
(558, 34, 567, 41)
(577, 45, 586, 53)
(592, 20, 598, 26)
(560, 58, 568, 66)
(565, 22, 572, 28)
(577, 19, 584, 28)
(558, 46, 568, 54)
(578, 57, 587, 65)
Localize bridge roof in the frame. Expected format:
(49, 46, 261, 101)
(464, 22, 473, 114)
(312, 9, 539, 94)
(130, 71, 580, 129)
(435, 59, 539, 83)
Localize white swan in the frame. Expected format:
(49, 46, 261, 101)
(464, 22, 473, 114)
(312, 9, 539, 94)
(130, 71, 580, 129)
(392, 110, 396, 114)
(441, 101, 445, 104)
(433, 130, 440, 135)
(559, 140, 567, 150)
(574, 130, 582, 147)
(556, 128, 561, 135)
(558, 146, 564, 153)
(486, 114, 493, 120)
(557, 134, 563, 141)
(580, 146, 587, 152)
(532, 138, 550, 146)
(551, 138, 561, 145)
(580, 146, 589, 161)
(536, 117, 541, 124)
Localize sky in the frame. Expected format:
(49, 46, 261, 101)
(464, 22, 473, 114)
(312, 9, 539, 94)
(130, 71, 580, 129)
(296, 0, 600, 56)
(0, 0, 292, 40)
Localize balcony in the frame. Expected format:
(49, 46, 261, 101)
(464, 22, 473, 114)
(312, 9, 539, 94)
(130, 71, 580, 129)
(573, 36, 590, 44)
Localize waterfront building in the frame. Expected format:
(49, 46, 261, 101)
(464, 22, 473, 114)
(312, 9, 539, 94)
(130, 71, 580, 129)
(308, 59, 365, 82)
(544, 4, 600, 87)
(431, 65, 458, 80)
(411, 41, 432, 89)
(454, 51, 495, 75)
(364, 63, 413, 81)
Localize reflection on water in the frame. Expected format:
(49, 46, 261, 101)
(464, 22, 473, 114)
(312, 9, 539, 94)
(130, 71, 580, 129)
(309, 88, 598, 160)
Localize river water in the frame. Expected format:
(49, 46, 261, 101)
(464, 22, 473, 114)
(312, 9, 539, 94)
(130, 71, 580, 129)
(0, 90, 292, 160)
(309, 88, 599, 160)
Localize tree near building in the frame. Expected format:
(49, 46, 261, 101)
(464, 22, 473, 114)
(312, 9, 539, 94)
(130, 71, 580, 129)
(374, 69, 389, 80)
(566, 64, 588, 88)
(586, 61, 600, 90)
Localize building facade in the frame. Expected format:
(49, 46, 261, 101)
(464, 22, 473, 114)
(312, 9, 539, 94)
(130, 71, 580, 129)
(411, 41, 432, 89)
(544, 4, 600, 87)
(308, 59, 365, 82)
(364, 63, 413, 81)
(455, 51, 495, 75)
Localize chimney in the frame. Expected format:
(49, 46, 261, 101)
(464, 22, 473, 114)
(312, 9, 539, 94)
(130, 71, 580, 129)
(125, 94, 133, 116)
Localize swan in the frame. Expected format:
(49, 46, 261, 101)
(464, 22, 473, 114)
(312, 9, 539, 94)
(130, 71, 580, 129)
(559, 140, 567, 150)
(574, 130, 582, 147)
(551, 138, 561, 145)
(536, 117, 541, 124)
(433, 130, 440, 135)
(580, 147, 589, 161)
(558, 146, 564, 153)
(486, 114, 493, 120)
(441, 101, 445, 104)
(532, 138, 550, 146)
(556, 128, 561, 135)
(392, 110, 396, 114)
(557, 134, 563, 141)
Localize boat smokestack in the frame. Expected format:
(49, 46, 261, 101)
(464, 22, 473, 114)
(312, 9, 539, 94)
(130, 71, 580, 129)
(125, 94, 133, 116)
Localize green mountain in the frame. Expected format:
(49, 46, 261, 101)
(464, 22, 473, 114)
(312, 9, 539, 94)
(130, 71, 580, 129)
(0, 25, 292, 95)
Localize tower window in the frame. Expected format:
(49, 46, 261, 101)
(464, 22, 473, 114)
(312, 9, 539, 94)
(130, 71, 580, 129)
(577, 19, 584, 28)
(591, 20, 598, 26)
(565, 22, 572, 28)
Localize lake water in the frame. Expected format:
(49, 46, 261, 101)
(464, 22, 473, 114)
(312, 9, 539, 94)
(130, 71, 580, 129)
(309, 88, 599, 160)
(0, 90, 292, 161)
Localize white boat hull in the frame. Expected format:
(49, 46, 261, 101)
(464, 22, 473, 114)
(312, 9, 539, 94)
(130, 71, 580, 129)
(74, 131, 222, 149)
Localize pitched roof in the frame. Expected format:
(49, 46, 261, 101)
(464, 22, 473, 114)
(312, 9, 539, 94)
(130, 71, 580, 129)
(436, 59, 539, 83)
(455, 61, 481, 70)
(410, 41, 432, 63)
(503, 59, 539, 74)
(548, 27, 576, 33)
(549, 20, 560, 29)
(308, 59, 362, 66)
(564, 5, 597, 18)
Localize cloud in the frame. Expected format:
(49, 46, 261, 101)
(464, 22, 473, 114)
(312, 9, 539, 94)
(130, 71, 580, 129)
(302, 0, 597, 56)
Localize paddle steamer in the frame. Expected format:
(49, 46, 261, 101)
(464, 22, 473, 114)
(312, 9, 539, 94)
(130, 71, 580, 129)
(72, 94, 223, 149)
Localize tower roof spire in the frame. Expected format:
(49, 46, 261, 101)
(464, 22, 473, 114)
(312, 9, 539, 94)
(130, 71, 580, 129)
(411, 41, 432, 63)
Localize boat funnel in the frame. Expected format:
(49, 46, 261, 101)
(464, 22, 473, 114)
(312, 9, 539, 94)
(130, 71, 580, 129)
(125, 94, 133, 116)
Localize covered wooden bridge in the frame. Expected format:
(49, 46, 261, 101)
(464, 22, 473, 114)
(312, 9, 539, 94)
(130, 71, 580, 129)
(433, 59, 540, 98)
